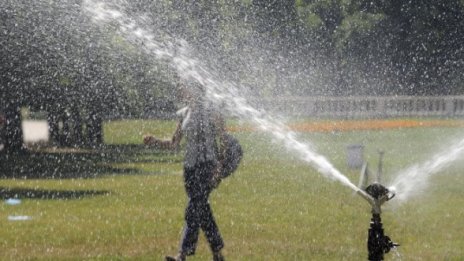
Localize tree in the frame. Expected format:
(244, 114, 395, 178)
(0, 0, 177, 151)
(295, 0, 464, 95)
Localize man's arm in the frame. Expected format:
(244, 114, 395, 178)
(143, 120, 183, 150)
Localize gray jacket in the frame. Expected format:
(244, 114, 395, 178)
(177, 103, 219, 168)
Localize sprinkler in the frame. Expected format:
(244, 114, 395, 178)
(356, 153, 399, 260)
(364, 183, 399, 261)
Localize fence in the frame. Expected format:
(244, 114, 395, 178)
(261, 96, 464, 118)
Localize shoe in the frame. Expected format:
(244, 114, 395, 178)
(213, 251, 224, 261)
(165, 253, 186, 261)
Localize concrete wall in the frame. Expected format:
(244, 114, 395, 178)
(262, 96, 464, 118)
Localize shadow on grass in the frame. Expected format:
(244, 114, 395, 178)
(0, 144, 182, 179)
(0, 187, 109, 200)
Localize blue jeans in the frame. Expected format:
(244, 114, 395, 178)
(180, 161, 224, 255)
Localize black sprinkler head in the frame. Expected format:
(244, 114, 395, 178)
(365, 183, 391, 200)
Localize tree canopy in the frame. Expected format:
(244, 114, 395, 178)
(2, 0, 463, 109)
(295, 0, 464, 95)
(1, 0, 463, 120)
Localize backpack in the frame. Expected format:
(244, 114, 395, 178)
(220, 133, 243, 178)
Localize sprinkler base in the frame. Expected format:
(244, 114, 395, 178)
(368, 214, 399, 261)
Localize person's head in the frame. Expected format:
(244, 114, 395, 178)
(176, 80, 205, 105)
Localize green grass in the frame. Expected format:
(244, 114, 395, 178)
(1, 119, 464, 260)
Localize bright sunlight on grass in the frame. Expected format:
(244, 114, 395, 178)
(1, 119, 463, 260)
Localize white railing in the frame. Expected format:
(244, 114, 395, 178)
(260, 96, 464, 118)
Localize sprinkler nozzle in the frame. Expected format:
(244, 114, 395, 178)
(365, 183, 395, 201)
(363, 183, 395, 214)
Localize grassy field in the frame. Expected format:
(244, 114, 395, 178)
(1, 119, 464, 260)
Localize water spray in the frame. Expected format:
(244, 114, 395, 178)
(83, 3, 405, 259)
(356, 153, 399, 261)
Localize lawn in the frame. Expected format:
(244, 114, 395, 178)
(1, 119, 463, 260)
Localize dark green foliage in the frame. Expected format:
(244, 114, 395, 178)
(1, 0, 463, 152)
(295, 0, 464, 95)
